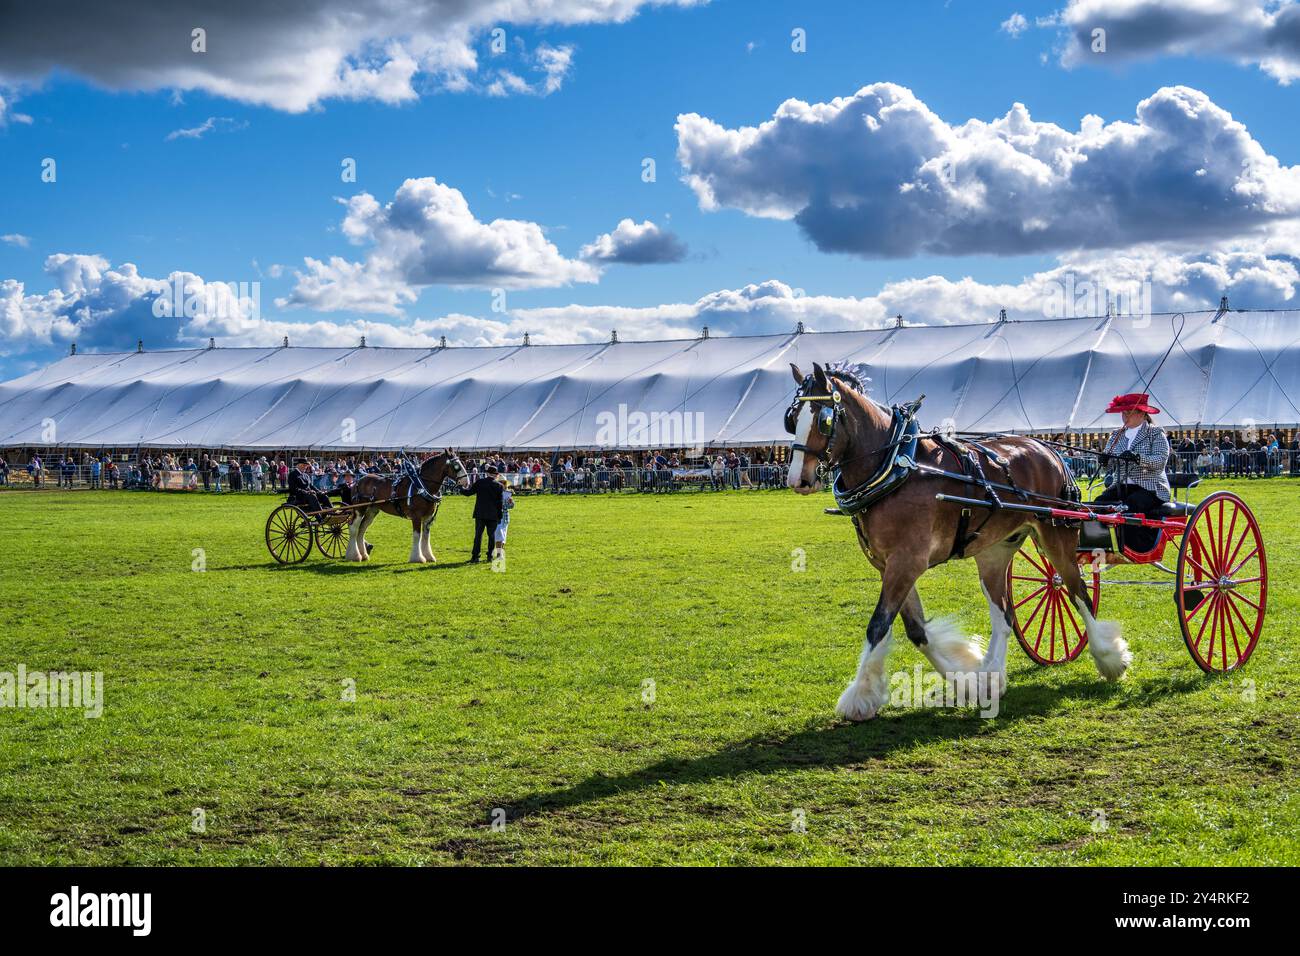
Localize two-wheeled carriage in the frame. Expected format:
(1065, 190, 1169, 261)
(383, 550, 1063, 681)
(941, 473, 1267, 673)
(264, 501, 362, 563)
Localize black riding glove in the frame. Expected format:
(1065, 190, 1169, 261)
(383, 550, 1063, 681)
(1117, 450, 1140, 463)
(1096, 452, 1111, 465)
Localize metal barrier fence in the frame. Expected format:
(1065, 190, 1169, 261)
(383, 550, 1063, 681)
(1168, 449, 1298, 478)
(485, 464, 788, 494)
(3, 453, 1298, 493)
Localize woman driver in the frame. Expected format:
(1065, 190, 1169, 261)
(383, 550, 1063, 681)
(1094, 392, 1171, 553)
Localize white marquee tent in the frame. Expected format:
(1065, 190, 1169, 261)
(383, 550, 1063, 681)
(1, 309, 1297, 451)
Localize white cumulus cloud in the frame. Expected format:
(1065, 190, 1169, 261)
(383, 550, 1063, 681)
(280, 177, 599, 314)
(1001, 12, 1030, 37)
(4, 238, 1298, 368)
(676, 82, 1300, 258)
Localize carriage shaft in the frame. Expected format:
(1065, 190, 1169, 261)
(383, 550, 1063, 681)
(933, 493, 1173, 528)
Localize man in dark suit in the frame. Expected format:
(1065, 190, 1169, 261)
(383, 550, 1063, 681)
(288, 458, 332, 513)
(461, 465, 504, 563)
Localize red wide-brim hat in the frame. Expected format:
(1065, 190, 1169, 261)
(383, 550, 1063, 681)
(1106, 392, 1160, 415)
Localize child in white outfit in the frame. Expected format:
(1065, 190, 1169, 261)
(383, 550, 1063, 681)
(494, 477, 514, 558)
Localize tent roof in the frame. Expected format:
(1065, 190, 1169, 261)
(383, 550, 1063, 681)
(2, 309, 1298, 450)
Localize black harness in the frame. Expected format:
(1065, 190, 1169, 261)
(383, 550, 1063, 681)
(830, 409, 921, 515)
(785, 377, 1082, 558)
(784, 377, 924, 517)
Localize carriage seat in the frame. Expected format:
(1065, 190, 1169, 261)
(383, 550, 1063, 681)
(1168, 472, 1201, 490)
(1158, 500, 1196, 516)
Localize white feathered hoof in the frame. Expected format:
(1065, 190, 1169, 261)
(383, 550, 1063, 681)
(920, 615, 985, 676)
(835, 679, 885, 722)
(1087, 619, 1132, 681)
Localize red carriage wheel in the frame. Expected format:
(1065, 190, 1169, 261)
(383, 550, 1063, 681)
(1176, 492, 1266, 673)
(1007, 538, 1100, 665)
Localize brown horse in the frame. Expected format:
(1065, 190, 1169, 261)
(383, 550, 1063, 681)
(346, 450, 470, 563)
(787, 363, 1130, 721)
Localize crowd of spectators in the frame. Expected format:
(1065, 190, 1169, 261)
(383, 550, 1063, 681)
(0, 448, 790, 494)
(1169, 433, 1297, 477)
(2, 431, 1297, 493)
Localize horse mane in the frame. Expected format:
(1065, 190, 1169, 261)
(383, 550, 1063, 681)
(825, 362, 871, 396)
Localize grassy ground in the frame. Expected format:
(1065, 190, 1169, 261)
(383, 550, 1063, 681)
(0, 480, 1295, 865)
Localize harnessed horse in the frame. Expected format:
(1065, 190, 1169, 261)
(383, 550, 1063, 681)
(786, 363, 1131, 721)
(346, 450, 471, 563)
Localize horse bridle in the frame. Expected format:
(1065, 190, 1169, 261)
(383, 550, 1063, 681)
(786, 377, 926, 471)
(785, 376, 846, 465)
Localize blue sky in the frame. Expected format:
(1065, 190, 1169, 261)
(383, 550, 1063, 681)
(2, 0, 1299, 379)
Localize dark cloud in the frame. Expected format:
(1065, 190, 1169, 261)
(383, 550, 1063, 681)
(581, 219, 688, 264)
(1059, 1, 1300, 84)
(0, 1, 696, 111)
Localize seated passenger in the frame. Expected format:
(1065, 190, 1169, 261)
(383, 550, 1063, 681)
(1093, 393, 1171, 554)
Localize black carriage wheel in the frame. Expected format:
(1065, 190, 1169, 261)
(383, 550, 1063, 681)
(266, 505, 312, 564)
(315, 515, 350, 559)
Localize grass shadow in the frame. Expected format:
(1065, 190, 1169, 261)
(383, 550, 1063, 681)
(392, 559, 476, 573)
(502, 672, 1203, 822)
(215, 558, 480, 573)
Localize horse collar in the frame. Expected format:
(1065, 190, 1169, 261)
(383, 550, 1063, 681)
(831, 405, 922, 516)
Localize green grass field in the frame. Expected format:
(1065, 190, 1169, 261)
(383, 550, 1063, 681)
(0, 481, 1295, 865)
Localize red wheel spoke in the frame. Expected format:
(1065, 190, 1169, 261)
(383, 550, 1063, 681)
(1192, 592, 1218, 650)
(1214, 499, 1227, 572)
(1218, 595, 1230, 670)
(1183, 547, 1215, 583)
(1010, 574, 1049, 583)
(1022, 548, 1050, 577)
(1199, 507, 1219, 573)
(1060, 598, 1081, 642)
(1226, 589, 1262, 614)
(1032, 593, 1052, 653)
(1014, 585, 1047, 609)
(1184, 589, 1212, 621)
(1229, 576, 1263, 586)
(1223, 596, 1250, 661)
(1191, 528, 1220, 576)
(1227, 547, 1260, 579)
(1050, 591, 1063, 660)
(1221, 513, 1247, 574)
(1024, 588, 1051, 642)
(1203, 597, 1219, 664)
(1221, 504, 1240, 567)
(1056, 595, 1072, 658)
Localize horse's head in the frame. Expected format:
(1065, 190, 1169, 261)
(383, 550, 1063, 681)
(443, 449, 471, 489)
(785, 361, 886, 493)
(785, 362, 841, 493)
